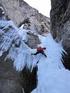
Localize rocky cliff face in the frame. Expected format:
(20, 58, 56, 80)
(50, 0, 70, 69)
(0, 0, 50, 47)
(0, 0, 50, 33)
(0, 1, 50, 93)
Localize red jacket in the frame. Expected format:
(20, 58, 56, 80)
(37, 47, 46, 52)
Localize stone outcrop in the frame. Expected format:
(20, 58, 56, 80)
(50, 0, 70, 69)
(0, 61, 23, 93)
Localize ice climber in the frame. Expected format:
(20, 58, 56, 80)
(31, 47, 47, 57)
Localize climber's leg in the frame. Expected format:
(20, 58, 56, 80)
(41, 52, 47, 57)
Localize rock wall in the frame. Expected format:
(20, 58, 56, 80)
(50, 0, 70, 69)
(0, 61, 23, 93)
(0, 0, 50, 34)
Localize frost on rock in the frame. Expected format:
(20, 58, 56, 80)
(31, 33, 70, 93)
(0, 21, 18, 58)
(0, 20, 18, 30)
(8, 41, 34, 71)
(18, 26, 28, 42)
(0, 20, 36, 71)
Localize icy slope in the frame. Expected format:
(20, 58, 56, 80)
(31, 33, 70, 93)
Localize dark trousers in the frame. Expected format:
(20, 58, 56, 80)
(33, 52, 47, 57)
